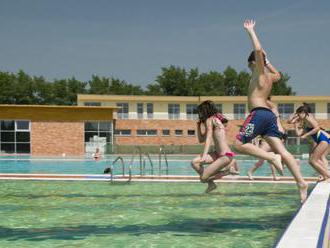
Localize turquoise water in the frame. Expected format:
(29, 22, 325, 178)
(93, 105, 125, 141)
(0, 156, 320, 177)
(0, 181, 307, 248)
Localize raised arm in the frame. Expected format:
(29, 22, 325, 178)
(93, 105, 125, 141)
(244, 19, 265, 74)
(300, 115, 320, 139)
(201, 118, 213, 162)
(263, 49, 281, 82)
(197, 121, 206, 143)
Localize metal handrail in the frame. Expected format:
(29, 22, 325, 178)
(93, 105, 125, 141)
(104, 156, 131, 183)
(143, 153, 154, 175)
(159, 146, 169, 175)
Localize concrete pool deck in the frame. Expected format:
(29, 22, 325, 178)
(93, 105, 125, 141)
(275, 181, 330, 248)
(0, 173, 320, 183)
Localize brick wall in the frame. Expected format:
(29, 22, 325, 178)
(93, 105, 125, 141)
(115, 119, 243, 145)
(115, 119, 330, 146)
(31, 121, 84, 156)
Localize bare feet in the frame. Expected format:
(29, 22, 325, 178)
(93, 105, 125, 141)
(247, 171, 253, 180)
(299, 183, 308, 204)
(273, 176, 279, 181)
(269, 154, 284, 176)
(205, 181, 217, 193)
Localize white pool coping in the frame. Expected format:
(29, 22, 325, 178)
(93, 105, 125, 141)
(275, 181, 330, 248)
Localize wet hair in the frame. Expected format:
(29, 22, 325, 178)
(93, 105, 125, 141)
(295, 103, 311, 116)
(197, 100, 228, 123)
(248, 51, 266, 65)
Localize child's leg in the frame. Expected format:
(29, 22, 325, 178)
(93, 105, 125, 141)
(235, 140, 283, 175)
(248, 159, 265, 180)
(200, 156, 232, 182)
(309, 142, 330, 180)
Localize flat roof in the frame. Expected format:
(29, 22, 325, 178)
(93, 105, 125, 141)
(0, 104, 117, 121)
(78, 94, 330, 103)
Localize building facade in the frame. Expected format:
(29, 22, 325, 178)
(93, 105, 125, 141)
(0, 105, 116, 156)
(78, 94, 330, 146)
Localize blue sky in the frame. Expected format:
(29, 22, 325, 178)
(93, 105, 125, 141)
(0, 0, 329, 95)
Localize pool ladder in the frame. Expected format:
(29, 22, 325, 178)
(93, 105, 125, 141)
(104, 146, 169, 182)
(104, 156, 132, 183)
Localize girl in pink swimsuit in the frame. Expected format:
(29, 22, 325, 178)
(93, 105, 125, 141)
(191, 100, 236, 193)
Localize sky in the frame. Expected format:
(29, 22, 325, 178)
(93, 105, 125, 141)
(0, 0, 329, 95)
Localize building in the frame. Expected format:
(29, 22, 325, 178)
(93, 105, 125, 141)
(0, 105, 116, 156)
(77, 94, 330, 146)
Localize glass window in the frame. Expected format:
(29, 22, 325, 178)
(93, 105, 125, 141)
(85, 122, 99, 131)
(147, 103, 153, 119)
(99, 132, 112, 143)
(99, 122, 112, 131)
(0, 120, 31, 154)
(16, 132, 30, 142)
(233, 104, 246, 120)
(187, 130, 196, 136)
(136, 130, 157, 136)
(162, 129, 170, 136)
(1, 132, 15, 142)
(16, 143, 30, 153)
(186, 104, 198, 120)
(16, 121, 30, 131)
(117, 103, 129, 119)
(114, 129, 131, 136)
(306, 103, 315, 114)
(137, 103, 144, 119)
(1, 121, 15, 131)
(175, 130, 183, 136)
(215, 104, 223, 113)
(1, 143, 15, 153)
(168, 104, 180, 120)
(84, 132, 99, 142)
(84, 102, 101, 106)
(278, 103, 294, 119)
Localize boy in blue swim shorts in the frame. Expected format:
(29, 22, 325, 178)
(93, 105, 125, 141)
(234, 19, 308, 203)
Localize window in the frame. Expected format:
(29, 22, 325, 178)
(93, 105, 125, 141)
(175, 130, 183, 136)
(187, 130, 195, 136)
(0, 120, 31, 154)
(136, 129, 157, 136)
(137, 103, 144, 119)
(215, 104, 223, 113)
(186, 104, 198, 120)
(233, 104, 246, 120)
(84, 122, 113, 143)
(114, 129, 131, 136)
(84, 102, 101, 106)
(168, 104, 180, 120)
(117, 103, 129, 119)
(278, 103, 294, 119)
(162, 129, 170, 136)
(147, 103, 154, 119)
(305, 103, 315, 114)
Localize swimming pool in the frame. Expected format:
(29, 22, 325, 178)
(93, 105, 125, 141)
(0, 156, 321, 178)
(0, 181, 307, 248)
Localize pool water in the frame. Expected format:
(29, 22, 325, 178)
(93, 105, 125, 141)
(0, 156, 321, 177)
(0, 181, 308, 248)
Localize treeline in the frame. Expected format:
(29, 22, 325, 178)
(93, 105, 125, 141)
(0, 65, 295, 105)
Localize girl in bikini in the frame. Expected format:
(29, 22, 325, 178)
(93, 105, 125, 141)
(191, 100, 236, 193)
(289, 103, 330, 181)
